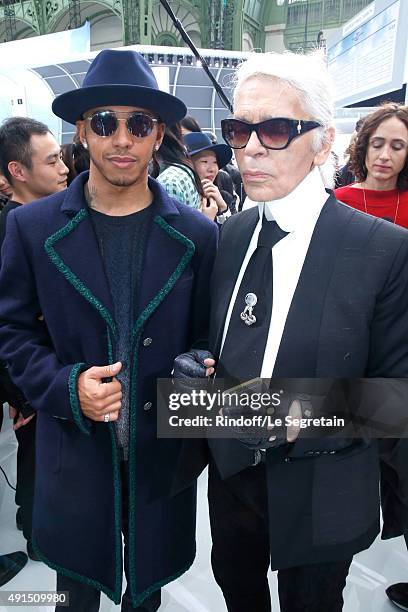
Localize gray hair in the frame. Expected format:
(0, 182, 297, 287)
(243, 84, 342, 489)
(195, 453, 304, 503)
(233, 51, 335, 187)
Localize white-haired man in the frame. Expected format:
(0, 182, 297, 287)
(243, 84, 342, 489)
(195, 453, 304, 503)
(174, 51, 408, 611)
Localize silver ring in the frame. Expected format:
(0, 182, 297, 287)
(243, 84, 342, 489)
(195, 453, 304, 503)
(104, 413, 110, 423)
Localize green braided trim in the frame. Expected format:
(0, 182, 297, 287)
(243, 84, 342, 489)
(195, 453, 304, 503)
(44, 209, 116, 337)
(106, 326, 123, 600)
(127, 215, 195, 601)
(30, 536, 122, 605)
(130, 553, 196, 608)
(130, 215, 195, 340)
(107, 326, 114, 365)
(31, 331, 123, 602)
(68, 363, 91, 435)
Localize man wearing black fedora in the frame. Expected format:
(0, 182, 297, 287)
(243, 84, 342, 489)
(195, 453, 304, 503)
(0, 49, 217, 611)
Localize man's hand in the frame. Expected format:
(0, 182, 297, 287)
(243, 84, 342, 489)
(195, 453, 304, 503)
(219, 384, 311, 449)
(172, 350, 215, 396)
(267, 399, 303, 444)
(286, 399, 302, 442)
(77, 362, 122, 422)
(173, 350, 215, 379)
(9, 405, 36, 431)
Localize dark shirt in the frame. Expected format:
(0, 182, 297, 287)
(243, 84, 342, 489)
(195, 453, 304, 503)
(0, 195, 9, 212)
(335, 162, 355, 189)
(89, 206, 152, 459)
(0, 200, 27, 421)
(215, 170, 237, 214)
(224, 163, 246, 210)
(0, 200, 21, 255)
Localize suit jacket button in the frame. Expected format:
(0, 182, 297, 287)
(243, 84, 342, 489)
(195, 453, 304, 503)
(143, 337, 153, 347)
(284, 457, 291, 463)
(143, 402, 152, 411)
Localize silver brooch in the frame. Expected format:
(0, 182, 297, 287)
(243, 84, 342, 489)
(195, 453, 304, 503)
(240, 293, 257, 326)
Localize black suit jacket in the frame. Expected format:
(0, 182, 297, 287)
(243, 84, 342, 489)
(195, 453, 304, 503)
(206, 194, 408, 568)
(0, 200, 19, 250)
(0, 200, 33, 420)
(0, 202, 21, 430)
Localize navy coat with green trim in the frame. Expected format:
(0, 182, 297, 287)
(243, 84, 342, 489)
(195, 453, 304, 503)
(0, 172, 218, 606)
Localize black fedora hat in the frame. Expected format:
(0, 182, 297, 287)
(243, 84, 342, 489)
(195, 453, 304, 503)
(52, 49, 187, 126)
(184, 132, 232, 169)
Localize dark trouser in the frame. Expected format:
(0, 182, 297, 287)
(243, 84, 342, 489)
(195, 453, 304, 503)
(56, 462, 161, 611)
(14, 415, 36, 542)
(55, 575, 161, 612)
(208, 461, 352, 612)
(379, 439, 408, 541)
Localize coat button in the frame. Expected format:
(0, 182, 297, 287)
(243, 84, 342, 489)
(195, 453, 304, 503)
(284, 457, 291, 463)
(143, 402, 152, 411)
(143, 337, 153, 347)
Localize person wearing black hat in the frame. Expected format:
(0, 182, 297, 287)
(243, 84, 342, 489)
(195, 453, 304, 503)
(0, 49, 217, 611)
(184, 132, 233, 224)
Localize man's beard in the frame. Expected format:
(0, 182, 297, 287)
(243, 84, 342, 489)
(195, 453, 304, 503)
(89, 152, 151, 188)
(108, 175, 140, 187)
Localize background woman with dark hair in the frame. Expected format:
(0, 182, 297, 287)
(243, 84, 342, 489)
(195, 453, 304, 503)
(60, 137, 90, 186)
(60, 143, 76, 186)
(180, 115, 202, 136)
(72, 137, 90, 175)
(151, 122, 203, 210)
(335, 103, 408, 227)
(0, 172, 13, 210)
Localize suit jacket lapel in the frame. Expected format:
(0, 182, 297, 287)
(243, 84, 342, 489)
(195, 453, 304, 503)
(133, 214, 194, 339)
(273, 195, 354, 377)
(210, 206, 259, 356)
(130, 178, 195, 339)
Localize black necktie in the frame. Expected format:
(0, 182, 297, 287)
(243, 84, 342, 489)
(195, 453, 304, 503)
(217, 218, 288, 381)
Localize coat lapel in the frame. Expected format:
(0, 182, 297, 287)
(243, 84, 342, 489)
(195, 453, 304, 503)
(44, 172, 116, 337)
(273, 195, 354, 377)
(130, 178, 195, 340)
(210, 206, 259, 356)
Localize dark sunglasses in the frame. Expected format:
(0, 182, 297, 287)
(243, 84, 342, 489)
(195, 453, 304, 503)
(221, 117, 322, 150)
(85, 111, 159, 138)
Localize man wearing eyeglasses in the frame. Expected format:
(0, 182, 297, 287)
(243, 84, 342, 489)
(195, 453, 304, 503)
(174, 51, 408, 611)
(0, 49, 217, 611)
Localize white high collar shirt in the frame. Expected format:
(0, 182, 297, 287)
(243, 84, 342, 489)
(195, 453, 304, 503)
(219, 167, 330, 378)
